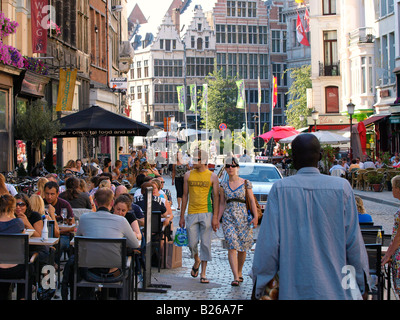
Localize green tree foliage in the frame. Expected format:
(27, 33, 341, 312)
(15, 99, 62, 165)
(199, 68, 243, 131)
(285, 65, 312, 129)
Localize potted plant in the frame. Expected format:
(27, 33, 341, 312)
(368, 174, 384, 192)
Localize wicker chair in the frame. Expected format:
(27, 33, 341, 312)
(355, 169, 367, 190)
(385, 170, 398, 190)
(363, 170, 378, 191)
(350, 168, 359, 188)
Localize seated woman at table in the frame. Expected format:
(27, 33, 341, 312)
(355, 196, 373, 223)
(113, 194, 142, 241)
(59, 176, 92, 210)
(0, 194, 26, 300)
(30, 194, 60, 238)
(14, 193, 50, 268)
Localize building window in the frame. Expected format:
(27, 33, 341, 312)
(160, 39, 164, 49)
(205, 36, 209, 49)
(227, 1, 236, 17)
(154, 84, 179, 104)
(248, 26, 258, 44)
(248, 2, 257, 18)
(165, 39, 171, 51)
(323, 30, 338, 67)
(144, 60, 149, 78)
(361, 57, 367, 94)
(0, 91, 7, 130)
(238, 25, 247, 44)
(323, 0, 336, 15)
(325, 86, 339, 113)
(137, 61, 142, 78)
(227, 25, 236, 44)
(197, 23, 202, 31)
(191, 36, 195, 48)
(137, 86, 142, 100)
(197, 38, 203, 50)
(272, 30, 281, 52)
(129, 86, 135, 100)
(238, 53, 248, 79)
(216, 25, 226, 43)
(239, 1, 247, 17)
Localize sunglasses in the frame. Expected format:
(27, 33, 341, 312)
(16, 202, 26, 207)
(225, 164, 239, 169)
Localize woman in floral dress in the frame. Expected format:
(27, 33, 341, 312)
(217, 157, 258, 286)
(382, 175, 400, 297)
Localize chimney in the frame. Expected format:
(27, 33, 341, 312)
(172, 8, 180, 34)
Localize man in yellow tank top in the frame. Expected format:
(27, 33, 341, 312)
(179, 149, 220, 284)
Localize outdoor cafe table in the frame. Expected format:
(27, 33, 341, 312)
(29, 237, 59, 246)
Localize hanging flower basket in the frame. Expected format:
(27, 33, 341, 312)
(47, 20, 61, 37)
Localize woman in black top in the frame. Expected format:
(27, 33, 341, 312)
(0, 194, 26, 300)
(59, 177, 92, 210)
(113, 194, 142, 240)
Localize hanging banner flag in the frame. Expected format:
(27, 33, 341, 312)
(177, 86, 186, 112)
(272, 76, 278, 109)
(304, 7, 310, 32)
(56, 68, 77, 112)
(236, 80, 245, 109)
(31, 0, 48, 53)
(258, 77, 262, 109)
(189, 84, 197, 111)
(202, 84, 208, 111)
(296, 12, 310, 46)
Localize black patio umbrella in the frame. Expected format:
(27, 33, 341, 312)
(54, 105, 152, 138)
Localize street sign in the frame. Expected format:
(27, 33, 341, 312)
(219, 123, 227, 131)
(254, 137, 265, 151)
(110, 77, 128, 90)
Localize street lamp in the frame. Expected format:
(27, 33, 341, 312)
(299, 114, 305, 127)
(311, 108, 319, 132)
(347, 100, 355, 160)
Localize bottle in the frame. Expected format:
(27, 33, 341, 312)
(376, 229, 382, 245)
(42, 215, 48, 241)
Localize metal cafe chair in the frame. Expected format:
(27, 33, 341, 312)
(72, 236, 133, 300)
(0, 233, 39, 300)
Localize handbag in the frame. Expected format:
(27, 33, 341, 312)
(244, 179, 263, 223)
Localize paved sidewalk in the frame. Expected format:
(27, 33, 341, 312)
(353, 188, 399, 207)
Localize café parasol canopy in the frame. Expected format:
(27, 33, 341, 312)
(54, 105, 152, 138)
(259, 126, 300, 142)
(279, 131, 350, 144)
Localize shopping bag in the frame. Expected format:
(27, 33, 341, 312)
(161, 240, 182, 269)
(173, 227, 188, 247)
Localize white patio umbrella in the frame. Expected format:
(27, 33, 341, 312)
(279, 131, 350, 144)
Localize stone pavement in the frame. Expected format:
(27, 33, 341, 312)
(353, 188, 399, 208)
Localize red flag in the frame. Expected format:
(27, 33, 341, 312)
(31, 0, 48, 53)
(296, 12, 310, 47)
(272, 76, 278, 109)
(304, 8, 310, 32)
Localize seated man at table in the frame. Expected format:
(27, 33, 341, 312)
(73, 187, 140, 299)
(43, 181, 75, 264)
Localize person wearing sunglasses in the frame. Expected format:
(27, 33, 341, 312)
(217, 157, 257, 286)
(179, 149, 220, 284)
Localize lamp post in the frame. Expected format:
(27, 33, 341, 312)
(311, 108, 319, 132)
(299, 114, 305, 127)
(347, 101, 355, 161)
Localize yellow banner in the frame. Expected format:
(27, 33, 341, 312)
(56, 68, 77, 112)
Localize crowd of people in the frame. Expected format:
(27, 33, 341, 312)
(3, 141, 400, 300)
